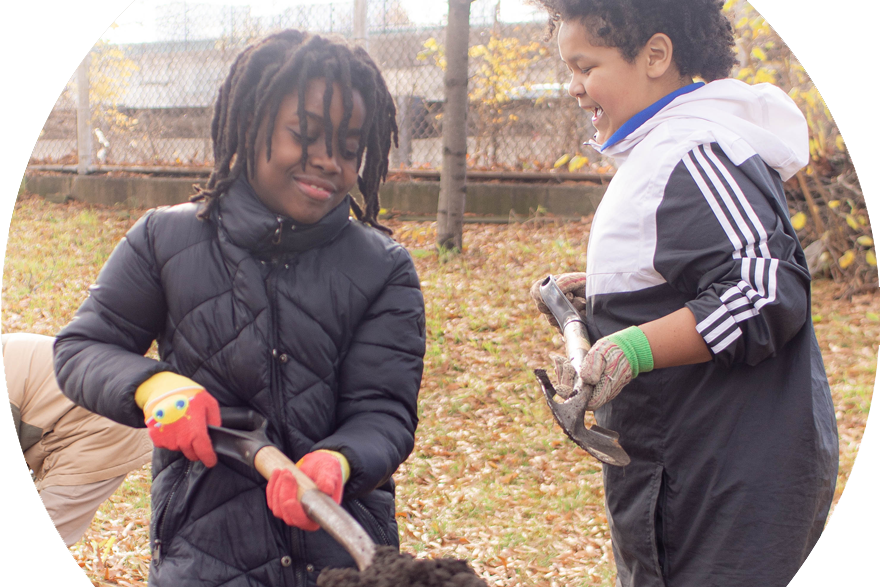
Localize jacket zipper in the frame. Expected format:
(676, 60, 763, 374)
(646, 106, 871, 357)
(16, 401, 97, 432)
(289, 526, 307, 585)
(266, 259, 303, 585)
(153, 460, 192, 563)
(265, 262, 291, 457)
(353, 500, 390, 546)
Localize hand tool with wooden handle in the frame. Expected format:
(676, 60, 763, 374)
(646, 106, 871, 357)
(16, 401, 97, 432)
(534, 275, 631, 467)
(207, 408, 376, 570)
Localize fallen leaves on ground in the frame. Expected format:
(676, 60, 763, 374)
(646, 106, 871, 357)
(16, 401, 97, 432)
(67, 467, 152, 586)
(2, 195, 876, 587)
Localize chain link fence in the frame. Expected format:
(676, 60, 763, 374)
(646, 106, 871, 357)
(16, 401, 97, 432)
(30, 0, 600, 175)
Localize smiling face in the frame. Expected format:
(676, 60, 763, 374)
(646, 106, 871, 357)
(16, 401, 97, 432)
(558, 20, 659, 145)
(250, 77, 366, 224)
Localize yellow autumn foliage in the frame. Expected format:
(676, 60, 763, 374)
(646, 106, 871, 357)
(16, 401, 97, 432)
(568, 155, 589, 172)
(64, 41, 140, 138)
(553, 154, 571, 169)
(725, 1, 843, 165)
(790, 211, 806, 230)
(420, 30, 549, 167)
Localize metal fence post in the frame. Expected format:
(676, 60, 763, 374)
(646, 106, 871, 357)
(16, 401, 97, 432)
(76, 54, 93, 175)
(397, 96, 412, 168)
(353, 0, 368, 50)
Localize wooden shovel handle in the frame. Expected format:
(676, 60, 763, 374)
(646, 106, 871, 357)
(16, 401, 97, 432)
(253, 445, 376, 571)
(254, 445, 319, 498)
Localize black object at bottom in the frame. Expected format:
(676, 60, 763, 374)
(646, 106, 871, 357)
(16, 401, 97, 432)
(208, 408, 274, 468)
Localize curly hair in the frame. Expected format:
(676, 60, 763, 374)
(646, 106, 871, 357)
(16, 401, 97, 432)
(192, 29, 398, 234)
(527, 0, 736, 82)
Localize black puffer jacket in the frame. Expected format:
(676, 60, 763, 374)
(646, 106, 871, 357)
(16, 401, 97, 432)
(54, 177, 426, 587)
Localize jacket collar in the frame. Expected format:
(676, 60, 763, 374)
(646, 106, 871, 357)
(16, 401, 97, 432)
(593, 79, 808, 181)
(214, 176, 351, 258)
(594, 82, 704, 152)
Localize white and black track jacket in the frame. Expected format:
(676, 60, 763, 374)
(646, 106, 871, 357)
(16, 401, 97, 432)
(582, 79, 839, 587)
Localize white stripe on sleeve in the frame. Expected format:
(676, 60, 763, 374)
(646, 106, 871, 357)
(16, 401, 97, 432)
(693, 146, 760, 259)
(703, 146, 771, 258)
(683, 146, 781, 354)
(683, 154, 744, 259)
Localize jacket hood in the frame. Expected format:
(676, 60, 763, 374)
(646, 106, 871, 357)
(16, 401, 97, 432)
(599, 78, 809, 181)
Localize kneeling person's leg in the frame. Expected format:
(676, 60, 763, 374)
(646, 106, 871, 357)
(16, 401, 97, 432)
(39, 474, 128, 546)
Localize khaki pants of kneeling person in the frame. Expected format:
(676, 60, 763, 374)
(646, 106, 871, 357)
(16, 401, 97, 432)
(39, 475, 127, 547)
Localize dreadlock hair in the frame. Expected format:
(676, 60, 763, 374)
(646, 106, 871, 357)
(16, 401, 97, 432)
(527, 0, 736, 82)
(191, 29, 399, 234)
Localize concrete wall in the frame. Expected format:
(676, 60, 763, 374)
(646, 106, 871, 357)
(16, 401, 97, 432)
(23, 173, 606, 219)
(25, 174, 200, 209)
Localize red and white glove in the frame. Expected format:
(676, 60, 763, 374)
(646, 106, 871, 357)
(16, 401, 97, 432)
(137, 372, 221, 467)
(266, 450, 349, 531)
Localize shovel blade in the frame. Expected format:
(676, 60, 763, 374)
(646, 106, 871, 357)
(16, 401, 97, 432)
(535, 369, 630, 467)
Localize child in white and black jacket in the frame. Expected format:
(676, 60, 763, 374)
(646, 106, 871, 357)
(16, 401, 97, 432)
(528, 1, 838, 586)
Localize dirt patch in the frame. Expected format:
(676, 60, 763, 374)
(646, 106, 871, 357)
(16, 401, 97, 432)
(318, 546, 487, 587)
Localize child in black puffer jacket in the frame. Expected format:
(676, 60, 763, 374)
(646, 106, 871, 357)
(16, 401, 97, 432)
(55, 29, 425, 587)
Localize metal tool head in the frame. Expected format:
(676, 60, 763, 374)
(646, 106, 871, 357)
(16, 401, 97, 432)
(208, 408, 273, 468)
(535, 369, 630, 467)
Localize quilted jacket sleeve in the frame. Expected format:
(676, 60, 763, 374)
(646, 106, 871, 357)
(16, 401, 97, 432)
(54, 210, 174, 428)
(654, 143, 811, 368)
(314, 244, 425, 498)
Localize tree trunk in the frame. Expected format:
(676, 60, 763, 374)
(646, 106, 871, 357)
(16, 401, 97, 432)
(436, 0, 471, 252)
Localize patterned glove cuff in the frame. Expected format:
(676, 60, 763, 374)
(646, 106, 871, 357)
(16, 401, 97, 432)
(607, 326, 654, 378)
(307, 450, 351, 484)
(136, 371, 204, 410)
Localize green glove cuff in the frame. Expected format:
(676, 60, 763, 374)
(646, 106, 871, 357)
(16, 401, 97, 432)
(607, 326, 654, 378)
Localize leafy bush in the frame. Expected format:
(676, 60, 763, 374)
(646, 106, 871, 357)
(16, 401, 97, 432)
(725, 0, 875, 292)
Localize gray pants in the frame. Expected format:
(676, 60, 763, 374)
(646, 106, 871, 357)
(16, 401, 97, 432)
(39, 475, 127, 546)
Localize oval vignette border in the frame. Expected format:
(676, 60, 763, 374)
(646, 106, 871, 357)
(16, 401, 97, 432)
(0, 0, 876, 585)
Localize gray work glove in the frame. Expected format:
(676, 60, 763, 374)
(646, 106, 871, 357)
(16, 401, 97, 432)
(529, 272, 587, 332)
(579, 326, 655, 410)
(549, 340, 633, 408)
(549, 329, 652, 410)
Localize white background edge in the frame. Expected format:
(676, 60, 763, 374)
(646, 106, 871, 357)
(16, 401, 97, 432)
(0, 1, 874, 584)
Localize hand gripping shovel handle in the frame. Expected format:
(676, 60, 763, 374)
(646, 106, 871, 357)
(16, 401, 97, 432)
(208, 408, 376, 571)
(536, 276, 631, 467)
(538, 275, 591, 372)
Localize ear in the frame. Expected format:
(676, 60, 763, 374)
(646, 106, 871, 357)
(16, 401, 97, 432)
(643, 33, 675, 79)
